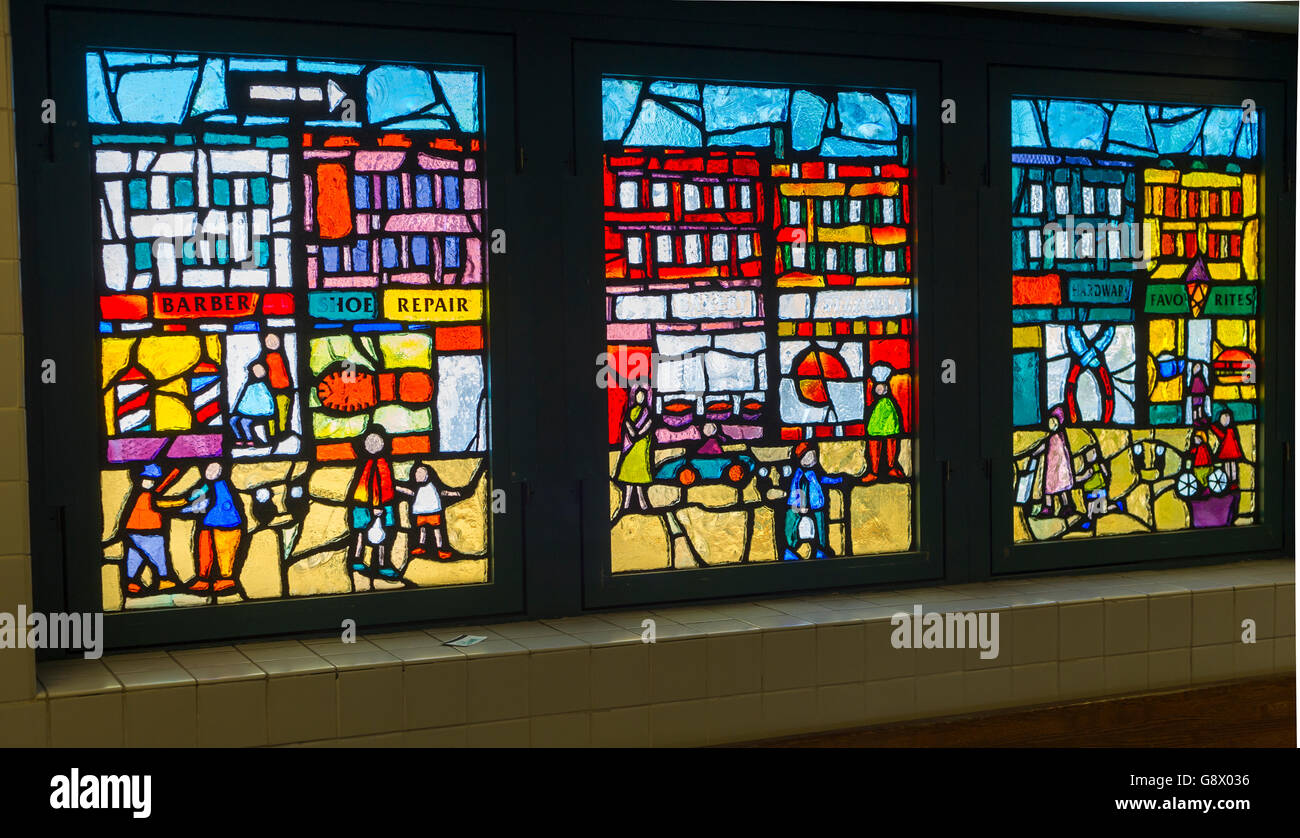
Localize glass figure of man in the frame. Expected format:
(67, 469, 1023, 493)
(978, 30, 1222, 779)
(783, 442, 842, 561)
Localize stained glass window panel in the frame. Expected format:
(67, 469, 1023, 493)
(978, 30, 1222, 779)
(603, 75, 917, 572)
(1010, 97, 1261, 542)
(91, 49, 492, 609)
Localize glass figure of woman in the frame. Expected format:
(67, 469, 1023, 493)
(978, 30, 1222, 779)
(615, 388, 654, 512)
(1187, 362, 1211, 426)
(1032, 406, 1076, 518)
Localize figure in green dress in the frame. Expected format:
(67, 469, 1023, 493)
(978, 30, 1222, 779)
(616, 387, 654, 512)
(862, 366, 905, 484)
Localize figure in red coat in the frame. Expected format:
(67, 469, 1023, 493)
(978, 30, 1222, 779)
(1208, 408, 1243, 485)
(1188, 429, 1214, 470)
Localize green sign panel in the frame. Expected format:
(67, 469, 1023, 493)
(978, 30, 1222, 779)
(1204, 285, 1258, 316)
(1144, 284, 1190, 314)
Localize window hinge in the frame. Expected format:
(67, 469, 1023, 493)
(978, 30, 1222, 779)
(56, 505, 70, 608)
(55, 505, 68, 552)
(517, 145, 525, 173)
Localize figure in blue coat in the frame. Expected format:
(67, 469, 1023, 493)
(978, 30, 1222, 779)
(232, 363, 275, 447)
(783, 442, 842, 560)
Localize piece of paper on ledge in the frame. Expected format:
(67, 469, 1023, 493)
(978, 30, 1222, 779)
(442, 634, 488, 647)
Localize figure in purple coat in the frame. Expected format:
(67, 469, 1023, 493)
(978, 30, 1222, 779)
(1187, 362, 1210, 426)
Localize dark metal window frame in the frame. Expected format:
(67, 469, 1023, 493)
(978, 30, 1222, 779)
(572, 41, 944, 608)
(984, 68, 1291, 575)
(9, 0, 1294, 651)
(16, 6, 525, 648)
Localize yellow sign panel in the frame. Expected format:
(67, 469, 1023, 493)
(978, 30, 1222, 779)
(779, 182, 845, 197)
(1180, 171, 1239, 189)
(382, 289, 484, 322)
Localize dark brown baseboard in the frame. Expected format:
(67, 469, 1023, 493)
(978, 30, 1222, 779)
(745, 675, 1297, 747)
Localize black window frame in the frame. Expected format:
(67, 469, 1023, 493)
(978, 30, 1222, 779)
(572, 40, 944, 608)
(983, 68, 1291, 575)
(8, 0, 1293, 652)
(17, 6, 524, 649)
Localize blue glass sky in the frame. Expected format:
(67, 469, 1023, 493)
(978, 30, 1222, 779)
(604, 76, 913, 159)
(1012, 97, 1258, 160)
(87, 50, 480, 132)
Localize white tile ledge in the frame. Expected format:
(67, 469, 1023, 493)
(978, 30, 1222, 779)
(34, 558, 1294, 697)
